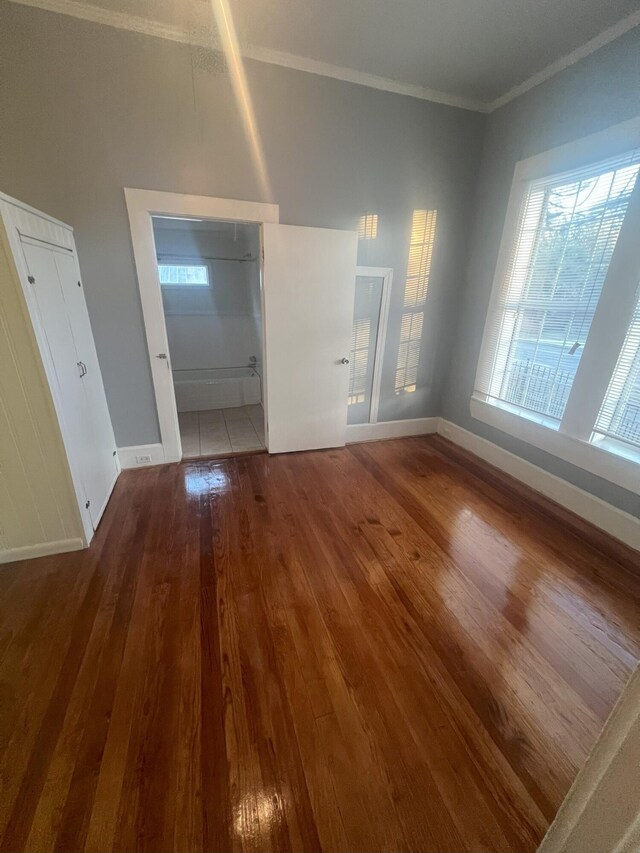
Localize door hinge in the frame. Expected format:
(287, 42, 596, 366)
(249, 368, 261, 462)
(27, 275, 35, 284)
(85, 500, 90, 509)
(77, 280, 82, 288)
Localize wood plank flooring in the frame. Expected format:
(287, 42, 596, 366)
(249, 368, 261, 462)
(1, 435, 639, 853)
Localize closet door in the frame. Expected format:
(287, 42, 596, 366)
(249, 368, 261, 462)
(20, 239, 117, 529)
(52, 249, 118, 520)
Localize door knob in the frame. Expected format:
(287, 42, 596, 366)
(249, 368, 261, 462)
(340, 357, 350, 365)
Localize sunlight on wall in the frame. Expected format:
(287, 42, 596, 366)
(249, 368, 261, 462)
(395, 209, 437, 394)
(208, 0, 272, 200)
(358, 213, 378, 240)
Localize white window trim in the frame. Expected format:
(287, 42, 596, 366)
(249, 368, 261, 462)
(472, 117, 640, 496)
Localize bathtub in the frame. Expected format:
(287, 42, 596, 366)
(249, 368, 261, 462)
(173, 367, 261, 412)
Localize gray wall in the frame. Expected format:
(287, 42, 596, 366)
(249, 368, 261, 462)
(442, 26, 640, 516)
(0, 1, 485, 446)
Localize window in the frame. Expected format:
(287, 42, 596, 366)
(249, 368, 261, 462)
(395, 209, 437, 394)
(594, 284, 640, 447)
(349, 317, 371, 406)
(348, 269, 392, 426)
(473, 120, 640, 493)
(158, 263, 209, 287)
(357, 213, 378, 240)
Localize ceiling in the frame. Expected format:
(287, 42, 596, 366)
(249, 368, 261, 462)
(11, 0, 640, 110)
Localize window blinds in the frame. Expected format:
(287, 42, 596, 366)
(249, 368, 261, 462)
(476, 151, 640, 422)
(594, 283, 640, 447)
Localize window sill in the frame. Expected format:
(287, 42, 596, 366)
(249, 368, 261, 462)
(470, 395, 640, 496)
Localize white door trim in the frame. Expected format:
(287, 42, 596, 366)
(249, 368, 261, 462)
(354, 265, 393, 424)
(123, 188, 279, 463)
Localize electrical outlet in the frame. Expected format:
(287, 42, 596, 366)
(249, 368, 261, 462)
(135, 454, 152, 464)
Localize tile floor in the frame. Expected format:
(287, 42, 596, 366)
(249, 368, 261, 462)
(178, 405, 265, 459)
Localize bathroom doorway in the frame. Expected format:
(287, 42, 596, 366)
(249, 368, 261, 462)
(152, 215, 265, 459)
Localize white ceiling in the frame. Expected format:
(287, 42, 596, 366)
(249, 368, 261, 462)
(11, 0, 640, 110)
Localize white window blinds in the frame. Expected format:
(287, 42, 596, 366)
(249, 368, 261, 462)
(476, 151, 640, 422)
(594, 283, 640, 448)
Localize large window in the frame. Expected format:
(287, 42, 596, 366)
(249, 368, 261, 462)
(473, 121, 640, 493)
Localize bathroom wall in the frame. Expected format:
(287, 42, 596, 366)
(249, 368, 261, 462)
(154, 221, 262, 376)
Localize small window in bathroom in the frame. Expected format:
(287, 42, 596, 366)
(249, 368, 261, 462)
(158, 264, 209, 287)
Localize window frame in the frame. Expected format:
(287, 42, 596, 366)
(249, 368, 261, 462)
(472, 118, 640, 496)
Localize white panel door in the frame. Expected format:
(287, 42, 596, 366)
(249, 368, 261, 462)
(262, 223, 357, 453)
(52, 250, 118, 520)
(20, 240, 117, 529)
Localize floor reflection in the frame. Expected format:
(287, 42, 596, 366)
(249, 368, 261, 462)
(183, 464, 230, 496)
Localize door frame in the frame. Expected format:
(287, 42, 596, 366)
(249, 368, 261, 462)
(124, 188, 279, 463)
(354, 265, 393, 424)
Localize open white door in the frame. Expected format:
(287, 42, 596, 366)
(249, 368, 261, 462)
(263, 224, 358, 453)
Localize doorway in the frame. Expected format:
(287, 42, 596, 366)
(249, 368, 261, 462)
(125, 189, 358, 464)
(152, 216, 265, 459)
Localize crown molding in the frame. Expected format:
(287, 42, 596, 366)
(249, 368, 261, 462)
(488, 9, 640, 112)
(5, 0, 487, 112)
(7, 0, 209, 45)
(5, 0, 488, 112)
(241, 45, 488, 112)
(6, 0, 640, 116)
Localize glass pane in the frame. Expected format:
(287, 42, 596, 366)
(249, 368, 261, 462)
(347, 276, 384, 425)
(158, 264, 209, 286)
(489, 154, 640, 421)
(594, 283, 640, 447)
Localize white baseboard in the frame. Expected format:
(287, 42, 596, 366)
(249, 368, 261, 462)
(437, 419, 640, 552)
(346, 417, 439, 444)
(117, 443, 166, 469)
(116, 422, 637, 551)
(0, 537, 85, 565)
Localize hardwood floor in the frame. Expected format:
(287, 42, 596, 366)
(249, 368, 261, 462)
(1, 436, 639, 853)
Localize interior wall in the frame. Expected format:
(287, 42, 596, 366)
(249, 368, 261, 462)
(154, 223, 261, 374)
(441, 26, 640, 516)
(538, 665, 640, 853)
(0, 1, 485, 447)
(0, 218, 84, 561)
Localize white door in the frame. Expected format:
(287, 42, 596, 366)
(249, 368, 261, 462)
(262, 224, 358, 453)
(52, 249, 119, 519)
(20, 239, 118, 528)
